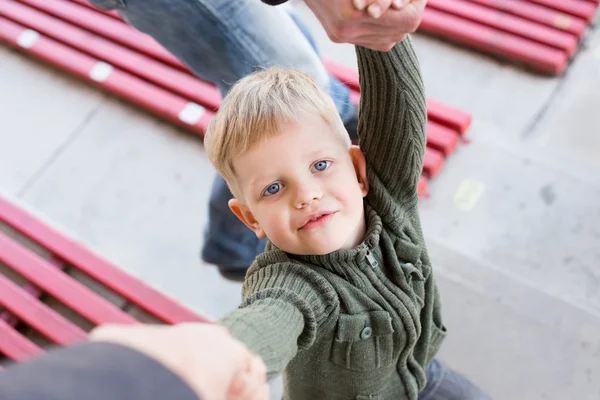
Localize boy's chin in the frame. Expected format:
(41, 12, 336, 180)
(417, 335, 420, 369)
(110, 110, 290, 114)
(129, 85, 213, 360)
(304, 238, 352, 255)
(282, 241, 343, 257)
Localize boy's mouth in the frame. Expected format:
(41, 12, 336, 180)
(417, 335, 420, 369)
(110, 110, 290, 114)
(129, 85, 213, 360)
(299, 212, 335, 230)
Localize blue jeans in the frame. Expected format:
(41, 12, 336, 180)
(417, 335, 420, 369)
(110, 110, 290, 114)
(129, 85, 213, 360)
(90, 0, 355, 269)
(418, 359, 491, 400)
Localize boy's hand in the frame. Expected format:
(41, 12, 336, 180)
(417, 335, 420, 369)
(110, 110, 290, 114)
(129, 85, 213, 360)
(304, 0, 426, 51)
(89, 323, 269, 400)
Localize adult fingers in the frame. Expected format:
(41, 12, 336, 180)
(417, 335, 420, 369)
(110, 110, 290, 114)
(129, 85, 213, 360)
(391, 0, 405, 9)
(366, 0, 395, 18)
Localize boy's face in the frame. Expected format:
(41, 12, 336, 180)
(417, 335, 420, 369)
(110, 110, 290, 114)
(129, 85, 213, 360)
(228, 114, 369, 256)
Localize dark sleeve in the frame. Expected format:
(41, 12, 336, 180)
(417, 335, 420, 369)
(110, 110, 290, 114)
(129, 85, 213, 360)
(261, 0, 288, 5)
(0, 342, 200, 400)
(356, 37, 427, 207)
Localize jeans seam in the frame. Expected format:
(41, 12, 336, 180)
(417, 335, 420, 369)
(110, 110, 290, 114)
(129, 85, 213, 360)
(193, 1, 273, 75)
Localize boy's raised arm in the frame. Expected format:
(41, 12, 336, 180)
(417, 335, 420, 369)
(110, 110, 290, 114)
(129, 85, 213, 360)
(356, 36, 427, 206)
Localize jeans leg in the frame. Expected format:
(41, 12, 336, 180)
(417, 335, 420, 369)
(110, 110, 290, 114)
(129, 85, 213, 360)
(89, 0, 355, 268)
(202, 177, 266, 268)
(287, 12, 354, 123)
(418, 359, 492, 400)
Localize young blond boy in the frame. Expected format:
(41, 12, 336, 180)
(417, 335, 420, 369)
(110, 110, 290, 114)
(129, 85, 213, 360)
(205, 38, 486, 400)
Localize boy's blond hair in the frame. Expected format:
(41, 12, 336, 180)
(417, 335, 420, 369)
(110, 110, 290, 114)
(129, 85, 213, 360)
(204, 67, 351, 199)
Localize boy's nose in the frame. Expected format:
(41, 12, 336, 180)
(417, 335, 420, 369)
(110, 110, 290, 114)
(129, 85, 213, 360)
(293, 183, 323, 209)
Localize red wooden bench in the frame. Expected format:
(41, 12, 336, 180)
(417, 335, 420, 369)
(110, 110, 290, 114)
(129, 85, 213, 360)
(420, 0, 599, 75)
(0, 0, 475, 197)
(0, 195, 209, 368)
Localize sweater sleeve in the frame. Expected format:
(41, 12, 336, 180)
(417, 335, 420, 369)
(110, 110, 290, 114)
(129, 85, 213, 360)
(356, 37, 427, 208)
(218, 262, 337, 380)
(219, 298, 304, 380)
(0, 342, 200, 400)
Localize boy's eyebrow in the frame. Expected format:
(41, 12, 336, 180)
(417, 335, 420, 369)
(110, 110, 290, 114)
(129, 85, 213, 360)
(306, 145, 338, 159)
(248, 174, 271, 190)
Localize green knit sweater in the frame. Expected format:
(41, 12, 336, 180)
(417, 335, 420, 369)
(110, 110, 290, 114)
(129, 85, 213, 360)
(219, 37, 446, 400)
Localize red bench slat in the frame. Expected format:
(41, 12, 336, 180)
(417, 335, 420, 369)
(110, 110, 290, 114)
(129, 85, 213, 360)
(322, 60, 360, 92)
(426, 0, 579, 57)
(349, 90, 461, 156)
(465, 0, 588, 38)
(0, 273, 87, 345)
(0, 197, 208, 324)
(19, 0, 189, 72)
(426, 121, 460, 157)
(420, 7, 568, 75)
(526, 0, 598, 22)
(0, 17, 213, 134)
(0, 257, 65, 327)
(0, 1, 221, 112)
(425, 98, 472, 136)
(0, 318, 44, 362)
(418, 176, 428, 197)
(329, 62, 471, 134)
(0, 231, 136, 325)
(423, 148, 445, 178)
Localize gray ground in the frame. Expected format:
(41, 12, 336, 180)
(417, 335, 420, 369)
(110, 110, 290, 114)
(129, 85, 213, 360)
(1, 4, 599, 399)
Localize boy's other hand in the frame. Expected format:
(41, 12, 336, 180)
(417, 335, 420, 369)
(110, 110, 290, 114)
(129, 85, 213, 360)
(89, 323, 269, 400)
(304, 0, 426, 51)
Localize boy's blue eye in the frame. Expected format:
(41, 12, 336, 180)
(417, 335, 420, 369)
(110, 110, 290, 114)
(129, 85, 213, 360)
(312, 160, 331, 172)
(264, 183, 281, 196)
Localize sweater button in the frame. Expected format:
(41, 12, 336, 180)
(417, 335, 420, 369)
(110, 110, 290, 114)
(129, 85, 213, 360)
(360, 326, 372, 340)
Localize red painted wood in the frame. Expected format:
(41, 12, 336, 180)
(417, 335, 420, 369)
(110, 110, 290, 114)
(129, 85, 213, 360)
(0, 1, 221, 111)
(329, 61, 471, 134)
(0, 273, 88, 345)
(526, 0, 598, 22)
(420, 8, 568, 75)
(425, 99, 472, 136)
(465, 0, 587, 38)
(0, 196, 209, 324)
(0, 318, 44, 362)
(18, 0, 188, 72)
(0, 230, 136, 325)
(424, 148, 445, 178)
(0, 257, 65, 327)
(0, 17, 213, 134)
(426, 121, 460, 157)
(427, 0, 579, 57)
(418, 176, 429, 197)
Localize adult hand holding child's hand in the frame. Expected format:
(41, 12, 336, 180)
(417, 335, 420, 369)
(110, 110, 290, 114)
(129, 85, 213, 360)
(89, 323, 269, 400)
(303, 0, 427, 51)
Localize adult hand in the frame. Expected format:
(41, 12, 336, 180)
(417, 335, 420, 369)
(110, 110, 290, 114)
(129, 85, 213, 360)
(303, 0, 427, 51)
(89, 323, 269, 400)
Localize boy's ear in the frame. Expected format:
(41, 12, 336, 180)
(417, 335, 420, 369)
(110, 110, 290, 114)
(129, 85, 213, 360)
(349, 145, 369, 196)
(228, 198, 266, 239)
